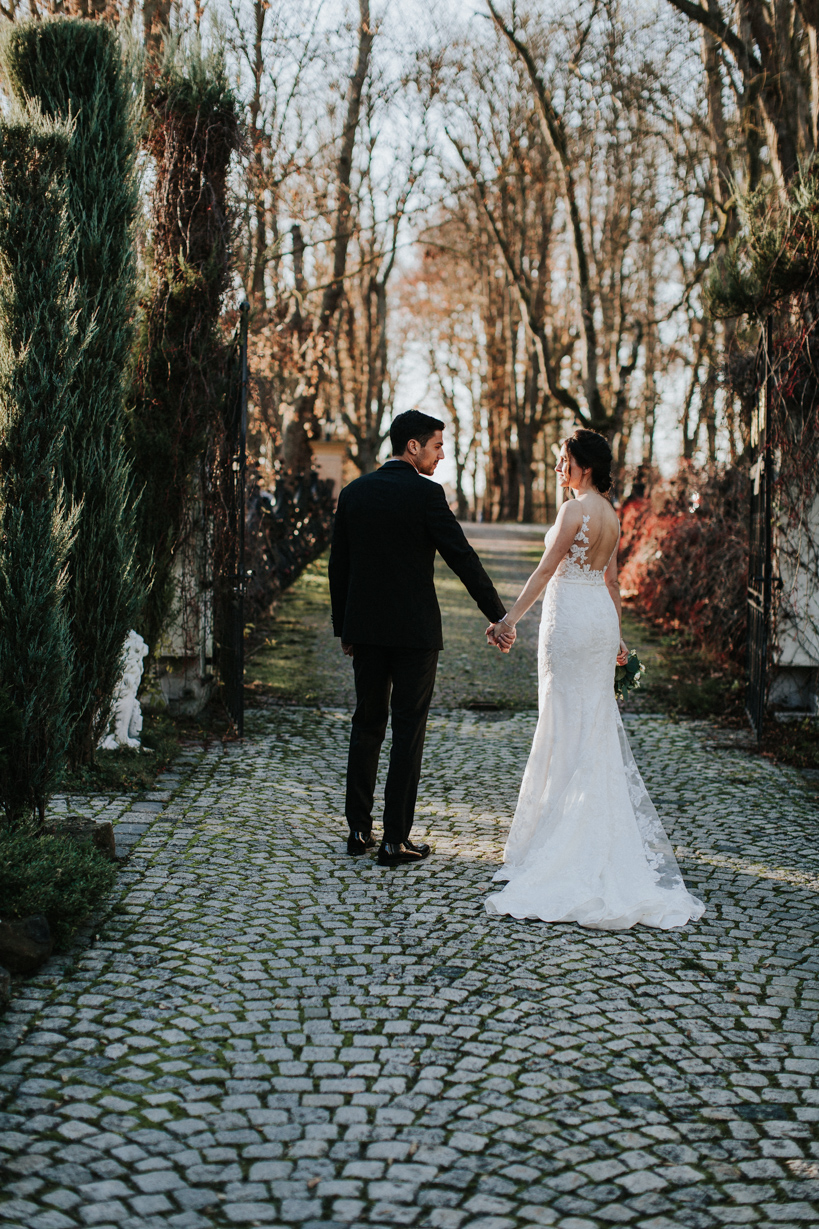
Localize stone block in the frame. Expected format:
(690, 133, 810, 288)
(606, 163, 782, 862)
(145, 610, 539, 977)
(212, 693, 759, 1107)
(0, 916, 52, 975)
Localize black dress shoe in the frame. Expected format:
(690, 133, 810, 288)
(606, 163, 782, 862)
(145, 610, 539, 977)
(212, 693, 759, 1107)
(376, 842, 425, 866)
(347, 831, 376, 856)
(403, 838, 430, 858)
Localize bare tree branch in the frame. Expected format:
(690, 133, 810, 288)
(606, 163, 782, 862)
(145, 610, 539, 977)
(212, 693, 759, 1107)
(665, 0, 762, 76)
(448, 129, 585, 424)
(486, 0, 606, 428)
(318, 0, 375, 333)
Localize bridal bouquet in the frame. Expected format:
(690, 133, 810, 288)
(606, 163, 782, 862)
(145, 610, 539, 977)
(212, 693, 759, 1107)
(615, 650, 645, 702)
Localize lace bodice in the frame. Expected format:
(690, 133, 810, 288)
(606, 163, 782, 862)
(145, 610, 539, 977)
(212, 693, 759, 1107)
(549, 514, 609, 586)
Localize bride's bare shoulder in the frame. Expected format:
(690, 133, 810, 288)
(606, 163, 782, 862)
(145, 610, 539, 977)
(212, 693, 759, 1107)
(601, 496, 621, 531)
(555, 499, 586, 530)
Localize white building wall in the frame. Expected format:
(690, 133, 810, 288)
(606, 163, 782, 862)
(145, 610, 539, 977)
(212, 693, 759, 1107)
(770, 492, 819, 712)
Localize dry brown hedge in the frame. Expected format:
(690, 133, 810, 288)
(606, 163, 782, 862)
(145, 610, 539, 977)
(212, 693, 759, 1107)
(618, 463, 748, 666)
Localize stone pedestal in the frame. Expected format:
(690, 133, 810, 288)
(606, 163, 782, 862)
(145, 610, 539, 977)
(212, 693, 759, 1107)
(158, 658, 214, 716)
(147, 489, 214, 718)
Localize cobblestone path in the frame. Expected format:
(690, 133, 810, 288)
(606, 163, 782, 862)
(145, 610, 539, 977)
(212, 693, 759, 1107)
(2, 704, 819, 1229)
(2, 520, 819, 1229)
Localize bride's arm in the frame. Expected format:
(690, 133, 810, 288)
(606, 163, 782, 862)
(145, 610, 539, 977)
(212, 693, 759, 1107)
(604, 541, 629, 665)
(492, 503, 584, 635)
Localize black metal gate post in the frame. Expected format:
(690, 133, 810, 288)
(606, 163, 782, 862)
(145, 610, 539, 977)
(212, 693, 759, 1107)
(746, 317, 774, 741)
(220, 300, 249, 736)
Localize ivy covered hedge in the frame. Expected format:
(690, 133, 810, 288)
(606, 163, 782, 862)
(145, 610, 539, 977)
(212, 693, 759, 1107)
(129, 44, 241, 652)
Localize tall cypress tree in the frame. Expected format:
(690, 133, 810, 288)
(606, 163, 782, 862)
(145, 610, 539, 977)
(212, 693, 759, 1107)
(0, 105, 79, 824)
(1, 19, 144, 765)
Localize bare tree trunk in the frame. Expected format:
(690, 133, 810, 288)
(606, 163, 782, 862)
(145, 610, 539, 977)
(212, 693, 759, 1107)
(447, 391, 471, 521)
(681, 319, 709, 458)
(143, 0, 172, 69)
(518, 415, 535, 524)
(542, 412, 560, 524)
(701, 6, 738, 238)
(797, 0, 819, 149)
(346, 276, 389, 474)
(288, 0, 373, 472)
(667, 0, 802, 188)
(488, 1, 607, 431)
(248, 0, 267, 308)
(483, 268, 511, 521)
(700, 353, 719, 462)
(642, 329, 657, 467)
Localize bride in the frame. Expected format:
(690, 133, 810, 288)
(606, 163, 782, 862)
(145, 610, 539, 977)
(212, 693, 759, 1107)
(484, 429, 704, 931)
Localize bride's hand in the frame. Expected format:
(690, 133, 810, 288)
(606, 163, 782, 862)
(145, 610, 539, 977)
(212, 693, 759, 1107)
(616, 639, 629, 666)
(487, 620, 516, 653)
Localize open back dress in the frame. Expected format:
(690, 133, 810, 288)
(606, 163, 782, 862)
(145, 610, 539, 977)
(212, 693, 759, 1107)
(485, 514, 705, 930)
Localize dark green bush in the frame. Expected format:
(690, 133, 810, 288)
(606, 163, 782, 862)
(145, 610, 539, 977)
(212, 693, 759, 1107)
(0, 104, 78, 825)
(0, 826, 117, 948)
(2, 19, 145, 768)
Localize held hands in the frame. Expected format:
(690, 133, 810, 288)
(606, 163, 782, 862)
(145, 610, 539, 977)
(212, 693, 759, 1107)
(486, 618, 516, 654)
(616, 638, 628, 666)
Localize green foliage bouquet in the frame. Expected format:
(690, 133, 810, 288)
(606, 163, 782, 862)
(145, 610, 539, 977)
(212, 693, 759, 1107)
(615, 650, 645, 703)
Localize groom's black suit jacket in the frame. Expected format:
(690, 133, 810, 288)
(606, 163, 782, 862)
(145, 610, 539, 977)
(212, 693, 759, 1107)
(328, 460, 506, 650)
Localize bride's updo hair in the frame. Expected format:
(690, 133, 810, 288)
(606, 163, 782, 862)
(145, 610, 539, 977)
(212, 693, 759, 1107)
(564, 429, 613, 493)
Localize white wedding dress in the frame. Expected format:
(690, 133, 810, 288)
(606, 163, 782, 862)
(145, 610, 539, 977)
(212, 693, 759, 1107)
(485, 514, 705, 930)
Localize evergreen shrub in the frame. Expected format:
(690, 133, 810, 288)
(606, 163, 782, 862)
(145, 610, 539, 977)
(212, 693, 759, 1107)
(0, 104, 79, 824)
(1, 19, 145, 767)
(706, 165, 819, 319)
(0, 825, 117, 948)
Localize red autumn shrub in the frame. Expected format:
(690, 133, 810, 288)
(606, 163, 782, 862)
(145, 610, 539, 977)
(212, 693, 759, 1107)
(618, 463, 748, 665)
(618, 493, 654, 567)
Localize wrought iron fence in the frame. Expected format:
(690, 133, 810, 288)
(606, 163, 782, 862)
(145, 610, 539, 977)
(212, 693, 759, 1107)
(216, 302, 249, 736)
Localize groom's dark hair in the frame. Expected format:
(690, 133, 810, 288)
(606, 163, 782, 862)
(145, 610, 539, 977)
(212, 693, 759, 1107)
(390, 410, 445, 456)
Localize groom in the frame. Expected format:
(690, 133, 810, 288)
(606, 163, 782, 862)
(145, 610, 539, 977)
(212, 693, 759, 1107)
(329, 410, 513, 867)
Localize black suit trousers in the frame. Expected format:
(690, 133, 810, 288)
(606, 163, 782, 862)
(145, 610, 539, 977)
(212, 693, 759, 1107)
(346, 645, 439, 843)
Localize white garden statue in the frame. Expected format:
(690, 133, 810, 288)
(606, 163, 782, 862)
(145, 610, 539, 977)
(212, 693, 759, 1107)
(98, 630, 149, 751)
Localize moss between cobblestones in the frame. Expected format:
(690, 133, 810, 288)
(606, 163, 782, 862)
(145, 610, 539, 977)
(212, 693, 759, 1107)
(4, 533, 819, 1227)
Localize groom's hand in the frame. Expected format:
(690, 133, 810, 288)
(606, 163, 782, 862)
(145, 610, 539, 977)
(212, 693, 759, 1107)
(341, 642, 354, 657)
(486, 621, 516, 653)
